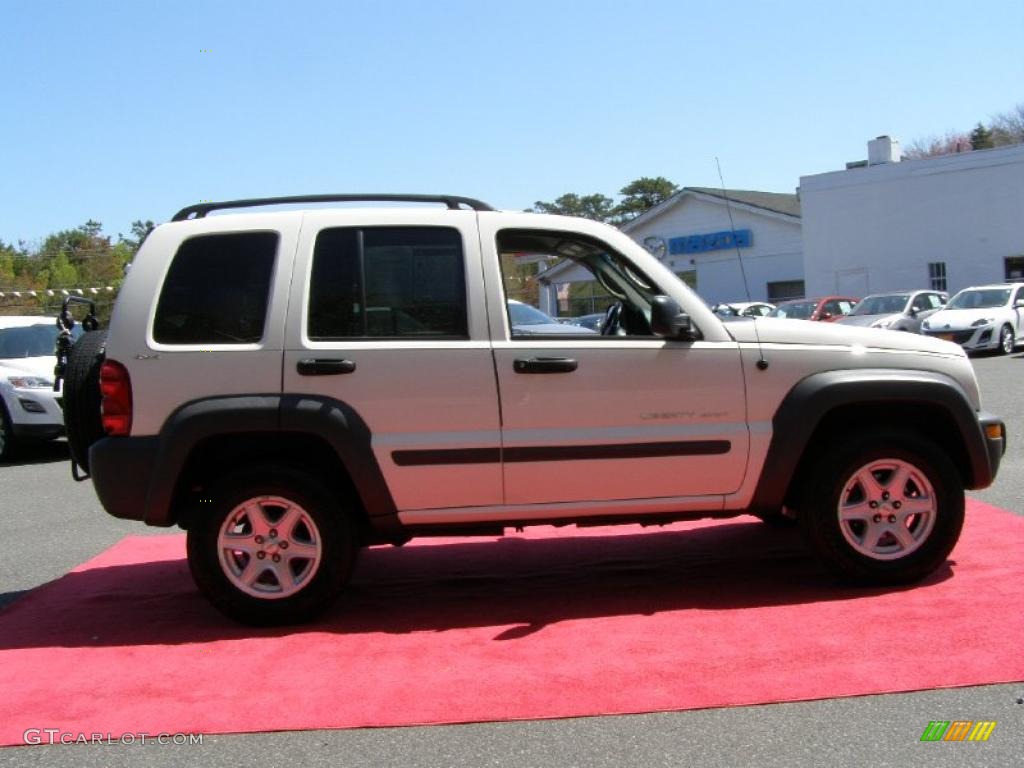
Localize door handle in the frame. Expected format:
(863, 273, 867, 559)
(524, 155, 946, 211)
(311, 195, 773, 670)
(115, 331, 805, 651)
(297, 358, 356, 376)
(513, 357, 578, 374)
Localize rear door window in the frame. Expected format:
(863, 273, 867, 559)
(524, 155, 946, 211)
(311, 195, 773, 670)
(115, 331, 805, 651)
(153, 232, 278, 344)
(307, 226, 468, 340)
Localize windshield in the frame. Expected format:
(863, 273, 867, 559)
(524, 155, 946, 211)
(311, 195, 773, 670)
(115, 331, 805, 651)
(768, 301, 816, 319)
(946, 289, 1011, 310)
(508, 302, 557, 326)
(0, 323, 77, 358)
(850, 294, 909, 316)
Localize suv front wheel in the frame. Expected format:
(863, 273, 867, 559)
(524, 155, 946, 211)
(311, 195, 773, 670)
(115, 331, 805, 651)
(186, 466, 357, 625)
(799, 430, 964, 585)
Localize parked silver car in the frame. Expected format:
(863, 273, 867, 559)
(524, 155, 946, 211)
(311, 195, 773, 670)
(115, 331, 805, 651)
(507, 300, 597, 335)
(838, 290, 947, 333)
(712, 301, 775, 319)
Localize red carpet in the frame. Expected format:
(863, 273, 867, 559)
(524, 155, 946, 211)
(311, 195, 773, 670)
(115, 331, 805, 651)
(1, 499, 1022, 745)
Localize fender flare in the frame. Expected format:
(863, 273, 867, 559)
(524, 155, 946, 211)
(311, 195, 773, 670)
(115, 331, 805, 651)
(92, 394, 398, 529)
(747, 368, 991, 515)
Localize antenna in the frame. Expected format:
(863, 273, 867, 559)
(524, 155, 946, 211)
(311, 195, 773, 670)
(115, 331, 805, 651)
(715, 157, 769, 371)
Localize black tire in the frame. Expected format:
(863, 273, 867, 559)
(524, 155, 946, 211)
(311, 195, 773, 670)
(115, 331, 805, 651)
(0, 400, 18, 462)
(186, 466, 357, 626)
(798, 430, 964, 585)
(999, 324, 1014, 356)
(62, 330, 107, 473)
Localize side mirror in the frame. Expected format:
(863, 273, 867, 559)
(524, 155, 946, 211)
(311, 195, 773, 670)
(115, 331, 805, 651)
(908, 307, 918, 318)
(1015, 300, 1024, 309)
(651, 296, 696, 339)
(818, 312, 832, 321)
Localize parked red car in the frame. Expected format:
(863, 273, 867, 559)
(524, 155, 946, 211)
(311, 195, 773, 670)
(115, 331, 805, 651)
(766, 296, 859, 322)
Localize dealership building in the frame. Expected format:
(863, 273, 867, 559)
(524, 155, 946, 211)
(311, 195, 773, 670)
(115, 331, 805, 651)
(799, 138, 1024, 297)
(536, 138, 1024, 314)
(537, 187, 804, 312)
(619, 187, 804, 304)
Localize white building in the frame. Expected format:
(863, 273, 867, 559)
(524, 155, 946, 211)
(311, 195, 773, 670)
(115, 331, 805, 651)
(536, 187, 804, 314)
(800, 138, 1024, 297)
(534, 138, 1024, 316)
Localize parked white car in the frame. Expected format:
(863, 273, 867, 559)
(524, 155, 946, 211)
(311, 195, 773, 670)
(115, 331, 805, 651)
(0, 316, 75, 460)
(921, 284, 1024, 355)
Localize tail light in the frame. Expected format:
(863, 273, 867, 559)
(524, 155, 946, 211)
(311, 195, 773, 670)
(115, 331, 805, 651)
(99, 360, 132, 436)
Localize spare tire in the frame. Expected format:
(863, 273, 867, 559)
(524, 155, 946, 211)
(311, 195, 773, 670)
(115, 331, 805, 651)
(62, 330, 107, 474)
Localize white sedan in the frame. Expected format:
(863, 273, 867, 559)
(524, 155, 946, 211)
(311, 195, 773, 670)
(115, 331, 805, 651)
(921, 284, 1024, 355)
(0, 316, 76, 460)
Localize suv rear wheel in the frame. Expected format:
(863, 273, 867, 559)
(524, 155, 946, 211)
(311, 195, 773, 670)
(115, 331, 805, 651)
(799, 430, 964, 585)
(186, 466, 357, 625)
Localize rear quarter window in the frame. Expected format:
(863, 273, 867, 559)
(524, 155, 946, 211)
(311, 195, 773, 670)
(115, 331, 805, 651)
(153, 231, 278, 344)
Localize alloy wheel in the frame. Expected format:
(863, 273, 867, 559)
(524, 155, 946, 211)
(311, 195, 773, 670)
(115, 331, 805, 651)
(836, 458, 937, 561)
(217, 495, 323, 599)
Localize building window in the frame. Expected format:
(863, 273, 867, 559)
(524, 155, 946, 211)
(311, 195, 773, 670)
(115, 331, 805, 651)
(928, 262, 947, 291)
(1005, 256, 1024, 282)
(767, 280, 804, 302)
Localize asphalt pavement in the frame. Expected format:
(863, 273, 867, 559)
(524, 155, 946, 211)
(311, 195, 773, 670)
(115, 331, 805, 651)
(0, 352, 1021, 766)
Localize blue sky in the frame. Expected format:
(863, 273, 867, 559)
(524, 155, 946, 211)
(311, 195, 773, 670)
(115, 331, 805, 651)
(1, 0, 1021, 246)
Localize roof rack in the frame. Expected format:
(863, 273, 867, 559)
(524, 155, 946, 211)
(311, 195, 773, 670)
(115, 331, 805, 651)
(171, 194, 495, 221)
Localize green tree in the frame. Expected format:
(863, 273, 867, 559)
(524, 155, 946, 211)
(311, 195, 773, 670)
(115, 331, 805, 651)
(531, 178, 679, 226)
(119, 219, 155, 251)
(80, 219, 102, 238)
(34, 219, 148, 288)
(614, 177, 679, 222)
(0, 239, 42, 291)
(1, 219, 155, 317)
(44, 251, 79, 288)
(39, 221, 111, 273)
(530, 193, 617, 222)
(970, 123, 994, 150)
(0, 241, 17, 285)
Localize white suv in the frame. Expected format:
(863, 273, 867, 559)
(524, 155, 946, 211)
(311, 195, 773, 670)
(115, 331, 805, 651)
(59, 195, 1006, 625)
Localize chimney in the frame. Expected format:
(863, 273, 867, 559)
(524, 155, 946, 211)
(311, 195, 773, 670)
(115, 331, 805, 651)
(867, 135, 901, 165)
